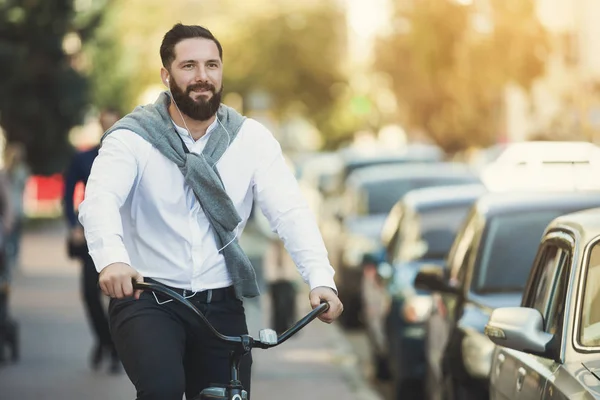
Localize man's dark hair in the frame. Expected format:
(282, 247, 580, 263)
(160, 23, 223, 69)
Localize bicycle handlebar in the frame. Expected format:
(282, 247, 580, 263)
(132, 281, 330, 349)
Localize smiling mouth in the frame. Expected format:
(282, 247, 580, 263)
(190, 89, 213, 97)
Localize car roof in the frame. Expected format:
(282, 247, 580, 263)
(547, 207, 600, 242)
(346, 162, 478, 186)
(402, 184, 487, 212)
(495, 141, 600, 164)
(339, 144, 443, 163)
(474, 191, 600, 217)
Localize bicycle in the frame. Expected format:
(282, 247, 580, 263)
(132, 281, 330, 400)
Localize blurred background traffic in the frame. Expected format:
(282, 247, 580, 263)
(3, 0, 600, 399)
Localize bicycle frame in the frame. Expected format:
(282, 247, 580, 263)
(132, 281, 330, 400)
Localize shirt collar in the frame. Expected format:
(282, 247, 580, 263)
(172, 117, 218, 142)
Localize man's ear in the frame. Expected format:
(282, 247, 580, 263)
(160, 68, 170, 88)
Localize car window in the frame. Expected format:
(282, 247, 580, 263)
(395, 205, 472, 263)
(361, 180, 413, 215)
(448, 210, 479, 286)
(546, 256, 569, 335)
(530, 246, 560, 312)
(381, 202, 403, 246)
(471, 210, 567, 293)
(579, 240, 600, 347)
(385, 222, 402, 265)
(361, 176, 477, 216)
(381, 202, 404, 262)
(527, 245, 570, 334)
(394, 207, 420, 263)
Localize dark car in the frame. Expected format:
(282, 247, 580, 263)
(414, 191, 600, 400)
(334, 163, 480, 328)
(320, 148, 444, 292)
(485, 207, 600, 399)
(337, 145, 444, 185)
(361, 184, 487, 398)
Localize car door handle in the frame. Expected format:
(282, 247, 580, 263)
(495, 353, 506, 376)
(517, 367, 526, 392)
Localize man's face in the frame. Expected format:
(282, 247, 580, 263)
(168, 38, 223, 121)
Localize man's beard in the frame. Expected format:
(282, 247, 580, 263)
(170, 80, 223, 121)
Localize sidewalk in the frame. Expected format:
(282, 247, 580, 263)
(0, 222, 381, 400)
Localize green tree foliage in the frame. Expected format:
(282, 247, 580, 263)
(0, 0, 104, 174)
(375, 0, 549, 153)
(223, 4, 348, 140)
(83, 1, 349, 147)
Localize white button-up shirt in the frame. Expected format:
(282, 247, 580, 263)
(78, 117, 336, 293)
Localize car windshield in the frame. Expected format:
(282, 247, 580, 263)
(472, 210, 569, 293)
(361, 177, 477, 215)
(397, 205, 473, 262)
(579, 240, 600, 347)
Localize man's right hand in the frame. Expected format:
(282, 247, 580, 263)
(99, 262, 144, 299)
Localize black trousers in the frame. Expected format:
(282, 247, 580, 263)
(108, 285, 252, 400)
(81, 254, 113, 347)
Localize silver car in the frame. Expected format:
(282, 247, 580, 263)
(485, 207, 600, 399)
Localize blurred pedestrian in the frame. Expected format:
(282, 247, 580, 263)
(263, 238, 299, 334)
(78, 23, 343, 400)
(0, 163, 17, 363)
(3, 142, 30, 273)
(63, 107, 121, 374)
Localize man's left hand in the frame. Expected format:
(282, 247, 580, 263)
(309, 286, 343, 324)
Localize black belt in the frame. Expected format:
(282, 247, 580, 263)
(144, 278, 236, 304)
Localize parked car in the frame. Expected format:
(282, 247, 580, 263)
(481, 141, 600, 192)
(485, 207, 600, 399)
(319, 149, 444, 297)
(361, 184, 487, 398)
(337, 145, 444, 185)
(414, 191, 600, 400)
(334, 163, 480, 328)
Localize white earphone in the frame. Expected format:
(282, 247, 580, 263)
(164, 73, 238, 250)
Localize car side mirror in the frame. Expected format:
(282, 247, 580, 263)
(414, 265, 453, 293)
(484, 307, 553, 357)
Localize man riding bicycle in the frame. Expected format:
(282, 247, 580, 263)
(78, 23, 343, 400)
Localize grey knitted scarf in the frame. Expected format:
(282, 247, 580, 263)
(103, 91, 259, 298)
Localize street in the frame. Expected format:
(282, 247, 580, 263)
(0, 222, 381, 400)
(344, 331, 394, 400)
